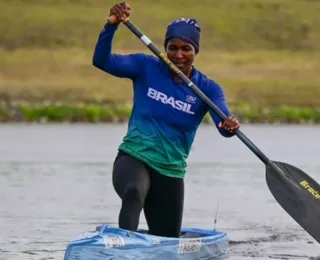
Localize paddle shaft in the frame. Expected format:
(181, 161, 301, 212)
(109, 17, 274, 166)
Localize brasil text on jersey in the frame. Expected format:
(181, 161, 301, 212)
(147, 87, 195, 115)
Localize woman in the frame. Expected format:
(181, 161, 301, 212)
(92, 2, 240, 238)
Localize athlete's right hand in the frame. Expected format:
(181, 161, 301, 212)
(109, 2, 131, 24)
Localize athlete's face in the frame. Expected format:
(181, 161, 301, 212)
(165, 38, 196, 75)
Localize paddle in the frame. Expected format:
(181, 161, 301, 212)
(107, 16, 320, 243)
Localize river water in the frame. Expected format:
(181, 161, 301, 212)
(1, 123, 320, 260)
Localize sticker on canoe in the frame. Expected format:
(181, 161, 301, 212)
(152, 237, 161, 244)
(103, 236, 125, 248)
(178, 238, 202, 253)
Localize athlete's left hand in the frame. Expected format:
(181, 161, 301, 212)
(219, 115, 240, 132)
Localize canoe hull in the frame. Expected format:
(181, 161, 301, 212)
(64, 224, 229, 260)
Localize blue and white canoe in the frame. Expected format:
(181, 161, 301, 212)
(64, 224, 229, 260)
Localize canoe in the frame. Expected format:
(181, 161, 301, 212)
(63, 224, 229, 260)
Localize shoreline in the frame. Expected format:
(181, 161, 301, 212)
(1, 101, 319, 124)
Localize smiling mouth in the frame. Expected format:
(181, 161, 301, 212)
(173, 62, 185, 67)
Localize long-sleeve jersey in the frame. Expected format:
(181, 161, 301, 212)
(92, 22, 234, 178)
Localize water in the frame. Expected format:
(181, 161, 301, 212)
(1, 123, 320, 260)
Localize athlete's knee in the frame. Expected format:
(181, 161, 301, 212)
(122, 186, 146, 207)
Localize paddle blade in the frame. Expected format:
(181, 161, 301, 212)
(266, 161, 320, 243)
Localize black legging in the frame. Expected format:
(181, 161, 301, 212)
(112, 150, 184, 238)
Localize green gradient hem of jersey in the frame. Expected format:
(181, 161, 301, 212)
(118, 144, 186, 179)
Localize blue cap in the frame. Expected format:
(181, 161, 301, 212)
(164, 18, 201, 53)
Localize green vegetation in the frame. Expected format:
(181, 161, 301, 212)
(1, 0, 320, 123)
(1, 102, 320, 124)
